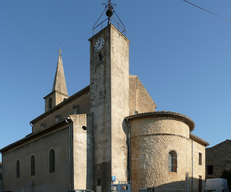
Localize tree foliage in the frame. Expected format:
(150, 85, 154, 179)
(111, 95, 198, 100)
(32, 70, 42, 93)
(221, 169, 231, 190)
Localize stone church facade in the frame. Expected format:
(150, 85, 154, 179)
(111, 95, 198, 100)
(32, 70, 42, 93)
(0, 4, 209, 192)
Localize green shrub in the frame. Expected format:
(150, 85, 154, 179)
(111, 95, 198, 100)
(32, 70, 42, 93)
(221, 169, 231, 190)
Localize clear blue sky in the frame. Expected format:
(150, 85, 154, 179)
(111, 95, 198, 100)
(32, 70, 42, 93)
(1, 0, 231, 160)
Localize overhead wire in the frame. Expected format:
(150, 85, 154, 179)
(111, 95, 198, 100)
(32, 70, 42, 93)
(183, 0, 231, 22)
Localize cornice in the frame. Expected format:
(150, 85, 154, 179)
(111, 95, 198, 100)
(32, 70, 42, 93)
(0, 117, 72, 154)
(125, 111, 195, 132)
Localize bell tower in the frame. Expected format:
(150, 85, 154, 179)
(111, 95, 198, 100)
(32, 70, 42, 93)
(89, 1, 130, 192)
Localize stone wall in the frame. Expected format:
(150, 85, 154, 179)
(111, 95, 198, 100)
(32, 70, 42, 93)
(127, 111, 206, 192)
(2, 126, 70, 192)
(191, 140, 206, 191)
(0, 162, 2, 191)
(129, 75, 157, 115)
(71, 114, 94, 190)
(89, 24, 130, 191)
(111, 24, 130, 184)
(32, 89, 90, 133)
(206, 140, 231, 178)
(130, 115, 190, 192)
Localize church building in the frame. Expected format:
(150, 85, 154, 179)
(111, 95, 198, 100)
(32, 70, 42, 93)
(0, 1, 209, 192)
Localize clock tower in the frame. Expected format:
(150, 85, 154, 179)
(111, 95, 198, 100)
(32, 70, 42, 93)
(89, 2, 130, 191)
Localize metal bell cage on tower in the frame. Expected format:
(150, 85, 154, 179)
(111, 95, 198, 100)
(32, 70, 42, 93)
(93, 0, 126, 36)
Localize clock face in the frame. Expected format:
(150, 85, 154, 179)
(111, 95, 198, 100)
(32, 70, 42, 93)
(94, 38, 105, 53)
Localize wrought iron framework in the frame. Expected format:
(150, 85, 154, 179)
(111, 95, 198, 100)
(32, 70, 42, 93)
(93, 0, 126, 36)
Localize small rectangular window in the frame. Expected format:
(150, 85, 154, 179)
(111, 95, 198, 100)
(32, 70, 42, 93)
(16, 160, 20, 178)
(98, 53, 102, 61)
(31, 156, 35, 176)
(207, 165, 213, 175)
(199, 175, 202, 192)
(97, 178, 101, 186)
(49, 149, 55, 173)
(199, 152, 202, 165)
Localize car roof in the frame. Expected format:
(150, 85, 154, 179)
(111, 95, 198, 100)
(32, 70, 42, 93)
(68, 190, 94, 192)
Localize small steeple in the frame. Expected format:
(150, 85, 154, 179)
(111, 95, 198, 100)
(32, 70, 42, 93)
(44, 45, 69, 112)
(52, 46, 68, 95)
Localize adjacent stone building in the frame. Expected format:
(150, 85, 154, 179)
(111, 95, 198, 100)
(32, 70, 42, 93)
(206, 139, 231, 178)
(0, 162, 2, 191)
(0, 2, 209, 192)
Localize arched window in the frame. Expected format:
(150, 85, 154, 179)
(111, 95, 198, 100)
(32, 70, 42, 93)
(49, 149, 55, 173)
(31, 155, 35, 176)
(168, 150, 177, 172)
(49, 98, 52, 109)
(16, 160, 20, 178)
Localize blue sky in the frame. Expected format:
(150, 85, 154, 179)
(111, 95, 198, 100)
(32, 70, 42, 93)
(1, 0, 231, 160)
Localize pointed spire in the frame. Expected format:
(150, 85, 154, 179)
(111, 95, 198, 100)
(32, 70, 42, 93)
(52, 45, 68, 95)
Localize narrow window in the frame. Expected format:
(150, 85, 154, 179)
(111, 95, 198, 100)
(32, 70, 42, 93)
(31, 155, 35, 176)
(207, 165, 213, 175)
(16, 160, 20, 178)
(49, 98, 52, 109)
(49, 149, 55, 173)
(199, 152, 202, 165)
(168, 150, 177, 172)
(97, 178, 102, 186)
(98, 53, 102, 61)
(199, 175, 202, 192)
(96, 178, 102, 192)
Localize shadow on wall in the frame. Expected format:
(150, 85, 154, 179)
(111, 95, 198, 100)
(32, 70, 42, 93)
(86, 115, 94, 190)
(144, 177, 204, 192)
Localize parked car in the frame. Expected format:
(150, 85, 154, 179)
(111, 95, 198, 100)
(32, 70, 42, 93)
(204, 178, 230, 192)
(138, 187, 154, 192)
(67, 190, 94, 192)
